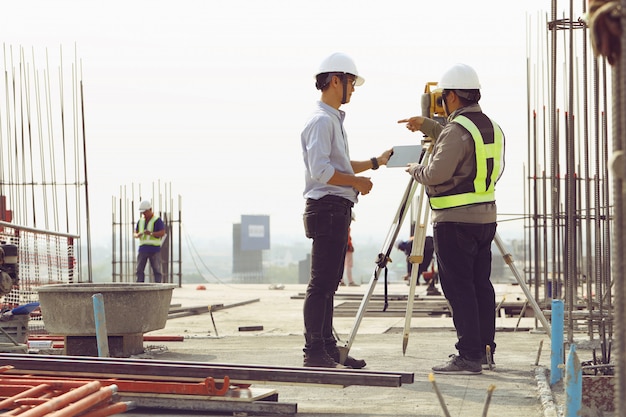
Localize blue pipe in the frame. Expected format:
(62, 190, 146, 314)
(92, 293, 110, 357)
(550, 299, 564, 385)
(564, 343, 582, 416)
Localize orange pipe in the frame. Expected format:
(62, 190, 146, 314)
(0, 384, 50, 409)
(2, 390, 56, 416)
(72, 401, 133, 417)
(0, 378, 93, 391)
(1, 386, 37, 397)
(13, 399, 49, 406)
(45, 386, 117, 417)
(4, 405, 31, 416)
(16, 380, 101, 417)
(2, 375, 232, 396)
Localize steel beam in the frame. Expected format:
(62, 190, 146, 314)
(0, 353, 413, 387)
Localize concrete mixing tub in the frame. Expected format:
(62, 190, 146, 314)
(37, 283, 176, 356)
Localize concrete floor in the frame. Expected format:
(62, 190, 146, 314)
(113, 282, 574, 417)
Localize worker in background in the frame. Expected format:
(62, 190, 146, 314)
(301, 52, 392, 369)
(396, 235, 434, 285)
(398, 63, 505, 375)
(134, 200, 165, 283)
(341, 212, 358, 287)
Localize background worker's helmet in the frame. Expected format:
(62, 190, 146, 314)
(139, 200, 152, 211)
(438, 63, 481, 89)
(315, 52, 365, 90)
(438, 63, 481, 102)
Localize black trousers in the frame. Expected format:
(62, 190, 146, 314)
(433, 221, 497, 361)
(302, 195, 352, 354)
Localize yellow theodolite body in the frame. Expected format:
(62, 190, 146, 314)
(422, 82, 446, 122)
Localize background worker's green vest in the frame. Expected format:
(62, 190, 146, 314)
(428, 113, 504, 210)
(138, 216, 162, 247)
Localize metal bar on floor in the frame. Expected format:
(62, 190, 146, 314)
(0, 353, 413, 387)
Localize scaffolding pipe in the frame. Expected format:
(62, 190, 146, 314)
(613, 0, 626, 411)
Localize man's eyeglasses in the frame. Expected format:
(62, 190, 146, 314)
(332, 73, 356, 87)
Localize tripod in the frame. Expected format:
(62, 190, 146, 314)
(337, 140, 551, 364)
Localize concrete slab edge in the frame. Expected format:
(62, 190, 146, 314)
(534, 366, 561, 417)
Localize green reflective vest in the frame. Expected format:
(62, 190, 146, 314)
(429, 113, 504, 210)
(138, 215, 162, 247)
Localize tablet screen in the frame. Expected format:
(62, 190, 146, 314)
(386, 145, 423, 167)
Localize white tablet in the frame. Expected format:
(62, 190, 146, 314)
(386, 145, 423, 167)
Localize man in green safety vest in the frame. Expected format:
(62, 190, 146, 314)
(398, 63, 505, 375)
(134, 200, 166, 283)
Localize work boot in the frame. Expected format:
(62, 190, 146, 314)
(341, 354, 367, 369)
(303, 352, 350, 369)
(326, 346, 367, 369)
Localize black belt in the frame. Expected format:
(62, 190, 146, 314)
(312, 195, 354, 208)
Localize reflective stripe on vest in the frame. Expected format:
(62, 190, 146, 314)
(429, 114, 504, 210)
(138, 215, 162, 246)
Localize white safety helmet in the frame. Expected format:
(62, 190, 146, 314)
(438, 63, 481, 90)
(315, 52, 365, 87)
(138, 200, 152, 211)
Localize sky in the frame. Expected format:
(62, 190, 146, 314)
(2, 0, 576, 252)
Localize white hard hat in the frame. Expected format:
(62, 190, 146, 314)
(438, 63, 481, 90)
(315, 52, 365, 86)
(139, 200, 152, 211)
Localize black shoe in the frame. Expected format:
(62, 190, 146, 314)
(432, 354, 482, 375)
(304, 353, 350, 369)
(343, 355, 367, 369)
(327, 348, 367, 369)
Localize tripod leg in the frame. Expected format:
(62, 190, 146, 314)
(338, 265, 383, 363)
(339, 178, 418, 363)
(514, 300, 529, 332)
(402, 155, 432, 355)
(402, 240, 428, 354)
(493, 233, 551, 335)
(403, 268, 419, 355)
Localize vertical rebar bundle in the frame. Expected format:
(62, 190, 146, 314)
(526, 3, 613, 346)
(533, 0, 625, 412)
(0, 45, 91, 281)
